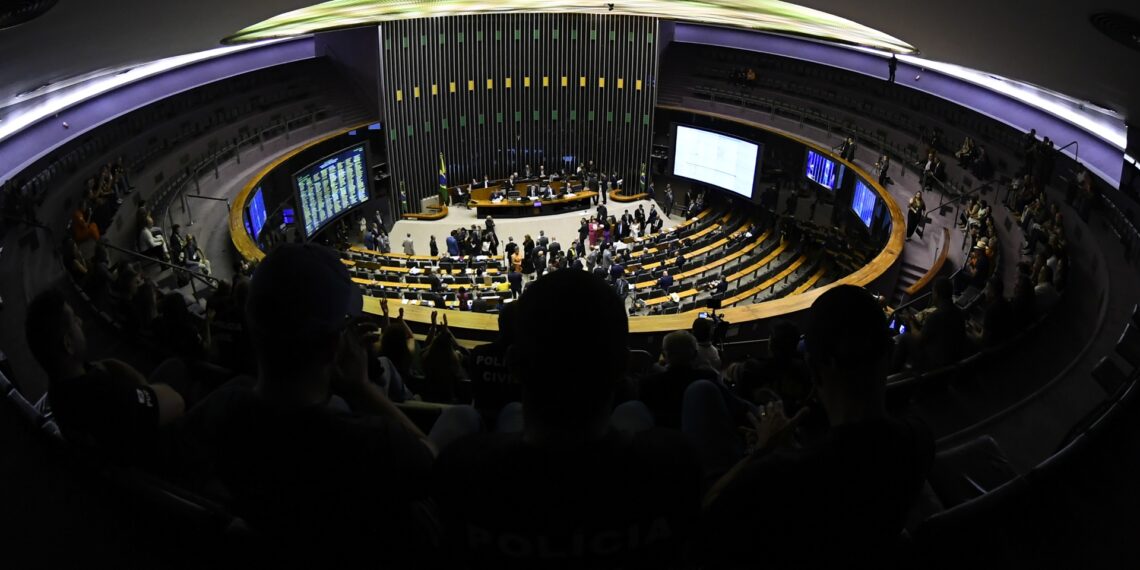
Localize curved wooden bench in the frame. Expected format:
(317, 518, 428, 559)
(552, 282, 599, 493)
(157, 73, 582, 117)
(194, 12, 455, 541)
(635, 228, 769, 289)
(792, 263, 829, 295)
(728, 240, 789, 282)
(348, 245, 506, 265)
(631, 211, 730, 259)
(723, 253, 808, 307)
(402, 205, 449, 220)
(609, 189, 650, 203)
(904, 227, 952, 297)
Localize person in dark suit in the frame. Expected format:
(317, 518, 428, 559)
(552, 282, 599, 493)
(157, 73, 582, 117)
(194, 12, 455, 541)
(505, 236, 518, 260)
(597, 204, 608, 223)
(508, 270, 523, 299)
(427, 269, 445, 294)
(446, 231, 460, 257)
(888, 54, 898, 83)
(838, 136, 856, 161)
(485, 215, 496, 236)
(658, 270, 674, 290)
(710, 277, 729, 300)
(483, 175, 490, 189)
(614, 274, 631, 313)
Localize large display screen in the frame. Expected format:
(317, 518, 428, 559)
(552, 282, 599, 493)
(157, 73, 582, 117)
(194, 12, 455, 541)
(248, 186, 267, 239)
(295, 144, 370, 237)
(672, 125, 760, 198)
(805, 149, 845, 190)
(852, 179, 878, 227)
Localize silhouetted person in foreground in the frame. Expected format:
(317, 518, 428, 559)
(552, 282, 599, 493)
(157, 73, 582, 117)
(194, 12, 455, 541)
(183, 244, 478, 565)
(435, 270, 701, 569)
(24, 289, 186, 466)
(701, 285, 933, 568)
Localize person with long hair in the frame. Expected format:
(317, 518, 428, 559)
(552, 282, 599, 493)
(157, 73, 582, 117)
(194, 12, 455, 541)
(906, 191, 924, 241)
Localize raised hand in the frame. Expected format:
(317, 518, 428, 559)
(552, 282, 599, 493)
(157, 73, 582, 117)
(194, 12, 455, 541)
(740, 401, 807, 453)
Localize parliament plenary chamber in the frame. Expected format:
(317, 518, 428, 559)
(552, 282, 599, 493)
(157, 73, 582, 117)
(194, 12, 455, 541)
(2, 1, 1140, 568)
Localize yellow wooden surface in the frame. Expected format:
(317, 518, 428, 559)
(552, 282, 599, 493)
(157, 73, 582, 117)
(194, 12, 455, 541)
(467, 190, 597, 209)
(634, 229, 769, 290)
(402, 205, 449, 220)
(609, 189, 650, 202)
(904, 227, 951, 296)
(631, 211, 725, 259)
(792, 264, 829, 295)
(723, 254, 809, 307)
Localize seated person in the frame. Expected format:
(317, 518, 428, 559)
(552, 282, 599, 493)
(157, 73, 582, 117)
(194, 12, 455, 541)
(711, 277, 729, 298)
(736, 320, 812, 413)
(182, 233, 211, 275)
(701, 285, 934, 568)
(168, 224, 186, 264)
(901, 278, 967, 371)
(969, 277, 1015, 346)
(71, 202, 102, 243)
(137, 213, 168, 261)
(24, 289, 185, 464)
(464, 302, 520, 418)
(691, 317, 722, 371)
(637, 331, 721, 429)
(657, 270, 674, 290)
(1034, 265, 1060, 312)
(435, 271, 701, 569)
(181, 245, 479, 564)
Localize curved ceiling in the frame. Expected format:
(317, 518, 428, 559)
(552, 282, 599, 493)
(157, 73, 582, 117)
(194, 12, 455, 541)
(222, 0, 916, 53)
(0, 0, 1136, 128)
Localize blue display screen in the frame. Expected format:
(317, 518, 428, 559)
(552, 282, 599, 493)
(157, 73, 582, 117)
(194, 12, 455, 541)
(248, 186, 268, 239)
(282, 208, 295, 225)
(852, 180, 877, 227)
(295, 144, 370, 237)
(805, 149, 845, 190)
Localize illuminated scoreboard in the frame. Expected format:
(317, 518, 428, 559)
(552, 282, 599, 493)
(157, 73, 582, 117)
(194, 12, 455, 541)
(295, 144, 370, 238)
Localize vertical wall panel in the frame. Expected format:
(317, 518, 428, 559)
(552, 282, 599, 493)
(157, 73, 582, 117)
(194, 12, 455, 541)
(378, 14, 659, 211)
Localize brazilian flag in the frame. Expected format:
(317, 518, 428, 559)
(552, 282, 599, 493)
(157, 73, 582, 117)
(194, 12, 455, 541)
(438, 152, 450, 206)
(639, 163, 647, 193)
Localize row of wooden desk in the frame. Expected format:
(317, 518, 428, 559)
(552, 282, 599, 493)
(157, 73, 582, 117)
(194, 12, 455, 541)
(466, 190, 598, 218)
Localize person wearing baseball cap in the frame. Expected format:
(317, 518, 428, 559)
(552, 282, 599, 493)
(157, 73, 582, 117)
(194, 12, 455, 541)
(184, 243, 477, 563)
